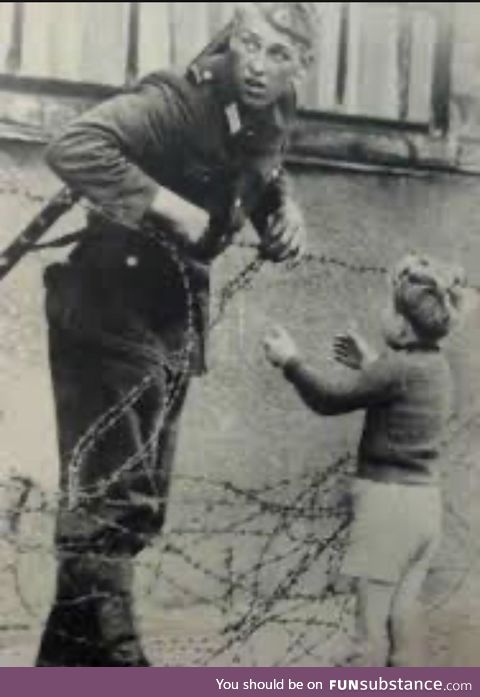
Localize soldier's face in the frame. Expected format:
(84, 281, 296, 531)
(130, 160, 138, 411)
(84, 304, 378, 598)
(230, 7, 307, 109)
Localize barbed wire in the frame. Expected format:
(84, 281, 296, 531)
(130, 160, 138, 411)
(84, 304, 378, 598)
(1, 399, 477, 665)
(0, 179, 478, 666)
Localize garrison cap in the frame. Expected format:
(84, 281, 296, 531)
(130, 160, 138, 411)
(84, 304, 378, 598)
(239, 3, 319, 49)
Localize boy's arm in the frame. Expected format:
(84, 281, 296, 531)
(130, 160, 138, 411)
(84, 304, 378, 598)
(283, 355, 398, 416)
(263, 326, 399, 415)
(333, 328, 379, 371)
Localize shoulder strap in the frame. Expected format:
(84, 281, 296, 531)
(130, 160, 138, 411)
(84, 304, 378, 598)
(0, 187, 78, 282)
(29, 228, 88, 251)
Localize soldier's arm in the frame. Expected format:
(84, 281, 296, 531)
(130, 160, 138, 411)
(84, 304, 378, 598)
(251, 169, 307, 261)
(249, 167, 289, 235)
(47, 81, 208, 245)
(248, 91, 306, 261)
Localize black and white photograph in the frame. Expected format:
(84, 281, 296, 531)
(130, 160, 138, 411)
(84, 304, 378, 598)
(0, 1, 479, 668)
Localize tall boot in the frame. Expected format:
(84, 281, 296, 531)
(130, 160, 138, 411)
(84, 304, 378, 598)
(36, 553, 150, 667)
(95, 554, 150, 666)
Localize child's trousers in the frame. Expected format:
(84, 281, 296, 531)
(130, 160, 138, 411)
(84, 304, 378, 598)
(342, 478, 442, 667)
(354, 535, 438, 666)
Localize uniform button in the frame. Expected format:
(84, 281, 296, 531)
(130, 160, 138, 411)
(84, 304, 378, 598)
(126, 256, 139, 268)
(203, 70, 213, 81)
(272, 167, 280, 179)
(234, 198, 242, 209)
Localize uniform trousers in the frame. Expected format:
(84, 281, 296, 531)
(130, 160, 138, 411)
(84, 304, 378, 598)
(36, 261, 192, 667)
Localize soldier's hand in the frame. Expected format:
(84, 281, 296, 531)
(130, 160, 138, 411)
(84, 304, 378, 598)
(261, 199, 307, 263)
(151, 186, 210, 247)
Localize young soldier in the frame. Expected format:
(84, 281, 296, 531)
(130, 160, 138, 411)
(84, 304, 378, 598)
(264, 254, 466, 666)
(36, 3, 319, 667)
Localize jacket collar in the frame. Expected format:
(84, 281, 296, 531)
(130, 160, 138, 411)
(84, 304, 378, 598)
(189, 53, 296, 138)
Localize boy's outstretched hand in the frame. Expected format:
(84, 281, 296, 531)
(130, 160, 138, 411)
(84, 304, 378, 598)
(333, 327, 378, 371)
(264, 326, 299, 368)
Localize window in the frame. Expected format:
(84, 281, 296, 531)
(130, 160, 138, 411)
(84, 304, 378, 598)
(0, 3, 454, 147)
(300, 3, 452, 132)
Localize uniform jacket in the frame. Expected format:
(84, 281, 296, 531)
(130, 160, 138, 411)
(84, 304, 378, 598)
(45, 53, 297, 373)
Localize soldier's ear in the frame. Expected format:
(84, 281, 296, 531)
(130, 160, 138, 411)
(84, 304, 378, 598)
(290, 60, 309, 91)
(300, 46, 316, 71)
(292, 44, 315, 85)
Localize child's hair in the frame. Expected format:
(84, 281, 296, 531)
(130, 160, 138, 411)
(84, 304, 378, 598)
(391, 254, 466, 342)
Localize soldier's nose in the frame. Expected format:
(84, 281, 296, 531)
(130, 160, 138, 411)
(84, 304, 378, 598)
(248, 54, 266, 77)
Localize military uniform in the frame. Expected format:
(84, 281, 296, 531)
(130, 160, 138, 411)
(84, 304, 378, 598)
(36, 53, 296, 666)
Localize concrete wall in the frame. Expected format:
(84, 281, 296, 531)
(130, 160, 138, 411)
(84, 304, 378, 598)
(0, 141, 479, 665)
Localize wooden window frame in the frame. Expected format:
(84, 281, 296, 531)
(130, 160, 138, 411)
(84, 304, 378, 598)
(0, 2, 456, 170)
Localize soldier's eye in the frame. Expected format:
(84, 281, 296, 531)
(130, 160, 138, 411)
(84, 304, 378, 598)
(269, 45, 294, 65)
(240, 32, 261, 53)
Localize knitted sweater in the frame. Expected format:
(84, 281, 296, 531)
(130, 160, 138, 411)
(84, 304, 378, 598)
(284, 346, 452, 485)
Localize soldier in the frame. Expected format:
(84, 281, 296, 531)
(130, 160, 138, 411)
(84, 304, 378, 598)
(36, 2, 319, 666)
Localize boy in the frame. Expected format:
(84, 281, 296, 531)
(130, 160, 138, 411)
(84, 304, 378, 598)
(263, 254, 466, 666)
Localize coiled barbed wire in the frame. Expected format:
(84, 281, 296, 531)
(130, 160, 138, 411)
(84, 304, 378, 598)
(0, 179, 479, 665)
